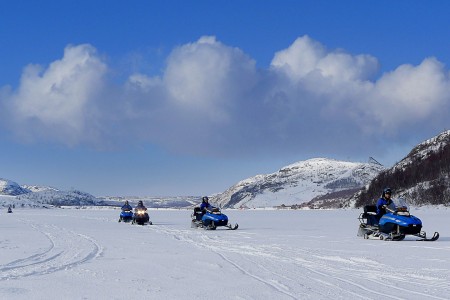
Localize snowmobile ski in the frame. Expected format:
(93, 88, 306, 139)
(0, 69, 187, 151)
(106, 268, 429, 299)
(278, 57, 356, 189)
(416, 231, 439, 242)
(226, 223, 239, 230)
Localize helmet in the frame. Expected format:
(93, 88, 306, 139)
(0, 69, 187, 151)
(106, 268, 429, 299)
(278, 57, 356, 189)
(202, 196, 209, 202)
(125, 200, 129, 204)
(382, 187, 392, 197)
(138, 200, 143, 205)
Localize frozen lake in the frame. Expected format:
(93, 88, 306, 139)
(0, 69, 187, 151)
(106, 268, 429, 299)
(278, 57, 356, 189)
(1, 207, 449, 299)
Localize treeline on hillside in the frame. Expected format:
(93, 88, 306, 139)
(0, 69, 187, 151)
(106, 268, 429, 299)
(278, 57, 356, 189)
(355, 143, 450, 207)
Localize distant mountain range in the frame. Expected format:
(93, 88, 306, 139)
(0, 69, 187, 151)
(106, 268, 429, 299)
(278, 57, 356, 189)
(3, 130, 450, 209)
(1, 178, 198, 208)
(1, 179, 102, 208)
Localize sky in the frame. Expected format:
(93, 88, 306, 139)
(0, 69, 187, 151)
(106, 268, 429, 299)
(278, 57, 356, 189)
(1, 1, 450, 196)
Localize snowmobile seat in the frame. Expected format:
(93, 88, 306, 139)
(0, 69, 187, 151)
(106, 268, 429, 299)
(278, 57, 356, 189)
(363, 205, 378, 226)
(193, 207, 203, 221)
(364, 205, 377, 215)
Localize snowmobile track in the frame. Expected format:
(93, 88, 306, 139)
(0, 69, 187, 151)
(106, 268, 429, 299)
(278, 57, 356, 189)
(0, 219, 103, 280)
(147, 224, 449, 300)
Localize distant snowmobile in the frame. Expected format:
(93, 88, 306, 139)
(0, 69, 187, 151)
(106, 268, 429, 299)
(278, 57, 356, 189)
(7, 206, 13, 213)
(191, 207, 238, 230)
(358, 198, 439, 241)
(118, 209, 133, 223)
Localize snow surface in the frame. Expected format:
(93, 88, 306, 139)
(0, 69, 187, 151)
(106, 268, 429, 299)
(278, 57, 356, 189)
(1, 207, 449, 299)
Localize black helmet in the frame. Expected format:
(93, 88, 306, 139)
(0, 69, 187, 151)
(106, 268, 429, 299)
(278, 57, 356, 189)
(202, 196, 209, 202)
(382, 188, 392, 197)
(138, 200, 143, 205)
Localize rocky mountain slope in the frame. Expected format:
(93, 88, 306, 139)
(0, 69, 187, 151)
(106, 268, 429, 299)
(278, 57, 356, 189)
(212, 158, 384, 208)
(354, 130, 450, 207)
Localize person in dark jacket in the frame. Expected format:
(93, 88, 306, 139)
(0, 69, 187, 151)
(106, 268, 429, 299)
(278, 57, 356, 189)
(200, 196, 213, 212)
(121, 200, 132, 211)
(376, 188, 395, 219)
(135, 200, 147, 211)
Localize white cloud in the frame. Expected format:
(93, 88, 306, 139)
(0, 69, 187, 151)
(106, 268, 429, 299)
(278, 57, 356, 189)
(163, 36, 257, 121)
(370, 58, 450, 130)
(271, 35, 326, 79)
(3, 44, 107, 145)
(270, 35, 379, 82)
(2, 36, 450, 163)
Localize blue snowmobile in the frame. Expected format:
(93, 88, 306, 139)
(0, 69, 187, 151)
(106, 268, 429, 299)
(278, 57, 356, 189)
(118, 209, 133, 223)
(358, 198, 439, 241)
(191, 207, 238, 230)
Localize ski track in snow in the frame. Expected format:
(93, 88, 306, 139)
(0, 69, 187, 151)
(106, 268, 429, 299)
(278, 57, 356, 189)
(0, 218, 103, 281)
(1, 209, 449, 299)
(147, 224, 450, 300)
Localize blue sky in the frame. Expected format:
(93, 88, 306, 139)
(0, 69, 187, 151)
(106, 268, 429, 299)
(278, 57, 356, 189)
(1, 1, 450, 196)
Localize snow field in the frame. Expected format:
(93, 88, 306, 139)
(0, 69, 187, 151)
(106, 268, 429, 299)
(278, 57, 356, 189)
(1, 208, 449, 299)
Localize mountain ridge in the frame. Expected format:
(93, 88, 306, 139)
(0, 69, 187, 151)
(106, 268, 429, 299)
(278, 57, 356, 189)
(354, 130, 450, 207)
(212, 158, 385, 208)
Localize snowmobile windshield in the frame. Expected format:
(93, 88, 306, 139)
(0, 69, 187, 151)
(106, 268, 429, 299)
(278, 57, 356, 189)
(391, 198, 409, 212)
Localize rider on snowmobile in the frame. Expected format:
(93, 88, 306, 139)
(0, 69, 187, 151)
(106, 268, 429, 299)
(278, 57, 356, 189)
(135, 200, 147, 211)
(121, 200, 132, 211)
(200, 196, 213, 213)
(376, 188, 395, 219)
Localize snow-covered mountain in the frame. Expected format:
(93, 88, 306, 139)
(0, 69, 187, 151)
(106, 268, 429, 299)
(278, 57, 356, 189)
(100, 195, 199, 208)
(0, 178, 31, 196)
(15, 189, 102, 207)
(21, 184, 60, 193)
(354, 130, 450, 207)
(213, 158, 385, 208)
(1, 177, 102, 208)
(1, 177, 199, 208)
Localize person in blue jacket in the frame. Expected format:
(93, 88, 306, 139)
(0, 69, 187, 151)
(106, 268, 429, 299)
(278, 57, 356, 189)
(121, 200, 132, 211)
(200, 196, 213, 213)
(376, 188, 394, 219)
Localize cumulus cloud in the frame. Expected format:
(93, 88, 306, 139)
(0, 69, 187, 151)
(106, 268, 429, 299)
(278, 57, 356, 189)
(2, 35, 450, 162)
(271, 35, 379, 82)
(369, 58, 450, 131)
(164, 36, 257, 119)
(1, 44, 108, 145)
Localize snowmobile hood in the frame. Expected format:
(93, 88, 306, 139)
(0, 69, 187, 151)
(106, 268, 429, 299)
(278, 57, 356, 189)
(379, 213, 422, 227)
(202, 212, 229, 223)
(120, 210, 133, 217)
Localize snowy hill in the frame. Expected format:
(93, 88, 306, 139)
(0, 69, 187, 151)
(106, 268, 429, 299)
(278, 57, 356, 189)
(1, 177, 103, 208)
(1, 175, 200, 209)
(354, 130, 450, 207)
(213, 158, 384, 208)
(15, 189, 102, 207)
(21, 184, 60, 193)
(0, 178, 31, 196)
(100, 195, 199, 208)
(1, 177, 199, 208)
